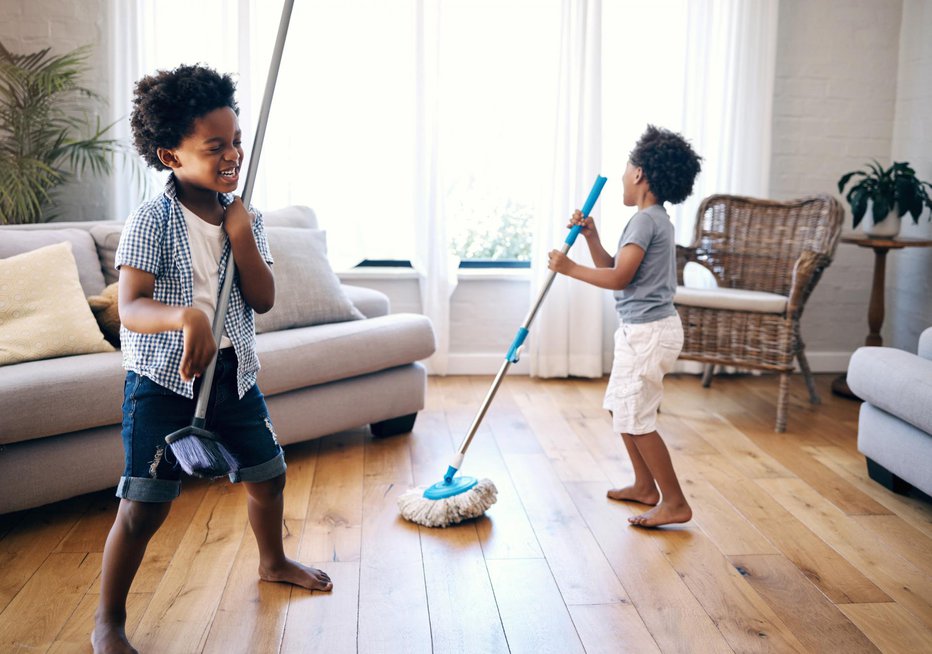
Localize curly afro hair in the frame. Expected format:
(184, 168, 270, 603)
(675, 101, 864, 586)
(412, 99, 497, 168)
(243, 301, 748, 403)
(628, 125, 702, 205)
(130, 64, 239, 171)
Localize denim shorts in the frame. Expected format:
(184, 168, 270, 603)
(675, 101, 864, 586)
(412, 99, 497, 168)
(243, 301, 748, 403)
(117, 348, 286, 502)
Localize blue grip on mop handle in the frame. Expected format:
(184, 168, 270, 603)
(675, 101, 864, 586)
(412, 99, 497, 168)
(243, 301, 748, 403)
(505, 327, 529, 363)
(565, 175, 608, 246)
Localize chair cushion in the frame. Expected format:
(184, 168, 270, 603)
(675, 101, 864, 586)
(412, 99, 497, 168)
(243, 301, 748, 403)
(674, 286, 788, 314)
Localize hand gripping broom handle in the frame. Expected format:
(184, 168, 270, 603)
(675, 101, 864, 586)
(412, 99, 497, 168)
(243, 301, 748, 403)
(443, 175, 608, 480)
(190, 0, 295, 425)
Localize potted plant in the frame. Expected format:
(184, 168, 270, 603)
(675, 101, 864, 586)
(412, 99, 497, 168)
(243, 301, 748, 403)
(0, 41, 137, 225)
(837, 160, 932, 237)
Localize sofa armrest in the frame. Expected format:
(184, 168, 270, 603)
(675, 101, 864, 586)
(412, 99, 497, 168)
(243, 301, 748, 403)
(848, 346, 932, 434)
(341, 284, 390, 318)
(919, 327, 932, 361)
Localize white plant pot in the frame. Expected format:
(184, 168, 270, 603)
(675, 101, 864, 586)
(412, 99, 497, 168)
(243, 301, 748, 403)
(862, 200, 901, 238)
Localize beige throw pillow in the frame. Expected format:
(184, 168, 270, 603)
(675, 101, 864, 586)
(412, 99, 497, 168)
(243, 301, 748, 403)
(0, 241, 115, 366)
(255, 227, 364, 334)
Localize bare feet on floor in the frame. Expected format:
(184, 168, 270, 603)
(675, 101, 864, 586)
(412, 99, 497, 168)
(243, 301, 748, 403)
(259, 559, 333, 591)
(92, 621, 137, 654)
(628, 501, 692, 528)
(606, 484, 660, 505)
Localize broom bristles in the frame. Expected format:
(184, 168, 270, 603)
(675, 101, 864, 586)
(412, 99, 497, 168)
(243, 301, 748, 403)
(169, 435, 239, 478)
(398, 478, 498, 528)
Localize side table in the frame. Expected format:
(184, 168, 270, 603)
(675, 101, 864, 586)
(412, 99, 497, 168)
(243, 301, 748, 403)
(832, 234, 932, 398)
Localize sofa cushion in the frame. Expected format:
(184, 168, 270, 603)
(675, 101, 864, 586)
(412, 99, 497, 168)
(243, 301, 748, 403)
(674, 286, 788, 314)
(255, 227, 364, 333)
(0, 227, 107, 296)
(0, 350, 124, 445)
(342, 284, 390, 318)
(262, 205, 319, 229)
(848, 346, 932, 435)
(89, 222, 125, 286)
(919, 326, 932, 361)
(0, 242, 115, 367)
(256, 313, 435, 395)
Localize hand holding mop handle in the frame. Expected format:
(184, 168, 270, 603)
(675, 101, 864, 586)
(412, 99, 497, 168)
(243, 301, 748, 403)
(165, 0, 295, 476)
(447, 175, 607, 482)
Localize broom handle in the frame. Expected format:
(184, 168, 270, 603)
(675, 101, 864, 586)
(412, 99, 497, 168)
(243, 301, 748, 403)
(449, 175, 607, 470)
(191, 0, 295, 424)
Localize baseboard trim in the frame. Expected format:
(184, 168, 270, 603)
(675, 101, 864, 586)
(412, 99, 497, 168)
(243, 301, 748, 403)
(442, 350, 854, 376)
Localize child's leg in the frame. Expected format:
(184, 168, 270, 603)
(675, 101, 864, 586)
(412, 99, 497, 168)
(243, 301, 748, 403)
(94, 499, 172, 653)
(244, 473, 332, 591)
(607, 429, 660, 504)
(625, 431, 692, 527)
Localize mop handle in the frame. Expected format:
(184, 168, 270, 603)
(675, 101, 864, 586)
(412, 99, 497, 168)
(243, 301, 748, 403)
(504, 175, 607, 363)
(191, 0, 295, 423)
(450, 175, 607, 467)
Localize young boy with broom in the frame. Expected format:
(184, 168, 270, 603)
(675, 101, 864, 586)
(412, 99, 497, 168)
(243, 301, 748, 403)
(93, 65, 331, 654)
(547, 125, 701, 528)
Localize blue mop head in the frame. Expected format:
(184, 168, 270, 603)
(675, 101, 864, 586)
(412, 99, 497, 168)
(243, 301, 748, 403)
(165, 427, 238, 478)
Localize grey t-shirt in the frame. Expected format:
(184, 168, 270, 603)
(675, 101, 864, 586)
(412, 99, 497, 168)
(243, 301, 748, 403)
(613, 204, 678, 324)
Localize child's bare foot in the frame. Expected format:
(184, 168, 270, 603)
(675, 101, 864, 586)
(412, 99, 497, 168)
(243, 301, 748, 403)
(628, 501, 692, 528)
(607, 484, 660, 505)
(92, 620, 137, 654)
(259, 559, 333, 591)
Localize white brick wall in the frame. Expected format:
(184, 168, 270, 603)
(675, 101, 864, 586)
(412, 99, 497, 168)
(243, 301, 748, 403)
(889, 0, 932, 352)
(0, 0, 110, 222)
(770, 0, 903, 368)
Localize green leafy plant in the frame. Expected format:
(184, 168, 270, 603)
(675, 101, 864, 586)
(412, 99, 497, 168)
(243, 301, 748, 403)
(0, 41, 133, 224)
(837, 160, 932, 229)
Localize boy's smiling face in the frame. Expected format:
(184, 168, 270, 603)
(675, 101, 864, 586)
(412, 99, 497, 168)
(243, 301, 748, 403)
(157, 106, 243, 195)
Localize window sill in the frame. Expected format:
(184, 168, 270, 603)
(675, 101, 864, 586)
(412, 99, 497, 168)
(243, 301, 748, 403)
(337, 266, 532, 283)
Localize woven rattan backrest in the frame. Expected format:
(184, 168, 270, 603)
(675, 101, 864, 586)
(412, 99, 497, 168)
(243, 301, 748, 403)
(689, 194, 843, 295)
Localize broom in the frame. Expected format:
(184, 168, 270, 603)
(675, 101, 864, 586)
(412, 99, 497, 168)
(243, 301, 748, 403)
(398, 175, 608, 527)
(164, 0, 295, 478)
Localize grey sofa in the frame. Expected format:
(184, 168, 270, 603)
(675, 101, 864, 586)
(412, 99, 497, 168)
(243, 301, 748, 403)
(847, 327, 932, 497)
(0, 207, 435, 514)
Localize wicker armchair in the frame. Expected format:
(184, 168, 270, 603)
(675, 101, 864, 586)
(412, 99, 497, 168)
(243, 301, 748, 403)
(674, 194, 844, 432)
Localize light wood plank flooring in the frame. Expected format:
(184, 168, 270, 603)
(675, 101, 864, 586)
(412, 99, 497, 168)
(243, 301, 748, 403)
(1, 373, 931, 653)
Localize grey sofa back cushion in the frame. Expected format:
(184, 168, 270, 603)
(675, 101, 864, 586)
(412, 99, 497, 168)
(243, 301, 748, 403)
(0, 228, 107, 296)
(255, 227, 364, 334)
(89, 222, 125, 286)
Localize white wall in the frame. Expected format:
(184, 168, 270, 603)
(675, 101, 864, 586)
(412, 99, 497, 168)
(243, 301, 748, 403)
(6, 0, 927, 373)
(0, 0, 111, 222)
(889, 0, 932, 352)
(769, 0, 903, 370)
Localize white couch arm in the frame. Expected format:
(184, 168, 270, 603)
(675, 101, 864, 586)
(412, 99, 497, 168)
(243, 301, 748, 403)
(918, 327, 932, 361)
(848, 346, 932, 435)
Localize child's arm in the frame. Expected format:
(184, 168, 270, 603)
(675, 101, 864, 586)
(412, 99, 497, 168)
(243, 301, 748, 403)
(118, 267, 216, 381)
(224, 197, 275, 314)
(547, 243, 645, 291)
(569, 210, 615, 268)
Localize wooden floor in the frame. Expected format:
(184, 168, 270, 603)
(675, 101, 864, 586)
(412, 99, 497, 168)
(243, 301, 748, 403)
(1, 373, 931, 653)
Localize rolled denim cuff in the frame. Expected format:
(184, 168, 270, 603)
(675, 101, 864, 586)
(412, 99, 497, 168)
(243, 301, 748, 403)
(230, 449, 286, 484)
(116, 476, 181, 503)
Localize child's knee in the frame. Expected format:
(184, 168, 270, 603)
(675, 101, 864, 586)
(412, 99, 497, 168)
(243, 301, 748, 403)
(248, 472, 286, 500)
(118, 499, 170, 538)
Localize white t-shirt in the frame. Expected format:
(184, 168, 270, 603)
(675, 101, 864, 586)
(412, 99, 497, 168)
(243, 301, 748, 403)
(179, 203, 233, 349)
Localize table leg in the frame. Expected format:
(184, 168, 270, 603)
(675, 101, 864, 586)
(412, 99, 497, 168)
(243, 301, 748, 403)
(832, 247, 889, 399)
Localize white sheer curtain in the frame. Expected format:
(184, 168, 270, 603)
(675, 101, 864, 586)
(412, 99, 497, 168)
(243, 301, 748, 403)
(413, 0, 456, 375)
(676, 0, 780, 240)
(528, 0, 604, 379)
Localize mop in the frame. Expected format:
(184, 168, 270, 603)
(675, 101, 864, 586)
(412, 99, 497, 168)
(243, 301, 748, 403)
(398, 175, 608, 527)
(165, 0, 295, 478)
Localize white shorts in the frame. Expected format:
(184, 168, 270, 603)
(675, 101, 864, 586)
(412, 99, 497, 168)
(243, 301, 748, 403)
(603, 314, 683, 435)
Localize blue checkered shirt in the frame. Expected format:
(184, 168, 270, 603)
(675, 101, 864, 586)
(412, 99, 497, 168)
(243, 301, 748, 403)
(116, 174, 274, 399)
